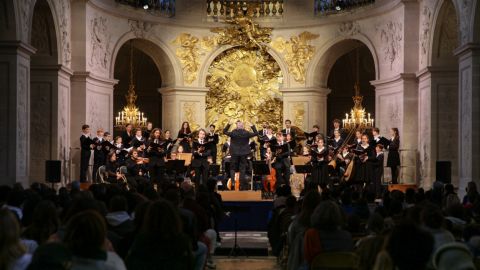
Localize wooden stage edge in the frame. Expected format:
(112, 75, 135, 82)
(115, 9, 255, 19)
(218, 190, 269, 202)
(388, 184, 418, 193)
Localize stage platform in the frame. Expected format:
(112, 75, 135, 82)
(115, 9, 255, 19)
(218, 190, 267, 202)
(388, 184, 417, 193)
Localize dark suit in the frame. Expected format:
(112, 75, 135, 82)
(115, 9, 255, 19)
(92, 137, 106, 182)
(372, 152, 384, 197)
(272, 141, 292, 186)
(121, 131, 133, 148)
(281, 128, 296, 139)
(223, 124, 258, 190)
(146, 139, 166, 183)
(192, 140, 211, 185)
(80, 134, 92, 182)
(206, 133, 219, 164)
(387, 137, 400, 184)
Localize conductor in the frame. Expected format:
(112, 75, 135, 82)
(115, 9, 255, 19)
(223, 120, 258, 190)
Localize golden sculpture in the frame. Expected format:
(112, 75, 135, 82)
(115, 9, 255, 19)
(211, 14, 273, 51)
(270, 31, 319, 83)
(172, 33, 203, 84)
(206, 47, 283, 135)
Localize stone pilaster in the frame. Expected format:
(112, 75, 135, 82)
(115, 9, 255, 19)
(70, 72, 117, 181)
(371, 74, 418, 185)
(280, 87, 330, 134)
(455, 43, 480, 193)
(159, 86, 209, 133)
(0, 41, 36, 187)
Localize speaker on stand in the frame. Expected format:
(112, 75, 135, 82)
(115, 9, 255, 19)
(45, 160, 61, 189)
(436, 161, 451, 184)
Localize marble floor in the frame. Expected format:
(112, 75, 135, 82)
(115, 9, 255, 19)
(215, 257, 280, 270)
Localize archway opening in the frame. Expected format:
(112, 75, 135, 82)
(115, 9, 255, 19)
(30, 0, 59, 182)
(113, 40, 162, 135)
(326, 43, 376, 132)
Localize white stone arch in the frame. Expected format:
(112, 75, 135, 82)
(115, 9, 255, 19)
(306, 34, 380, 88)
(198, 44, 291, 88)
(428, 0, 459, 66)
(109, 32, 181, 87)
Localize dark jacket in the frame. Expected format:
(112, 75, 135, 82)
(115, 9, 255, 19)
(223, 124, 258, 156)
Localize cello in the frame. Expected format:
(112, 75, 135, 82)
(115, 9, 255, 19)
(263, 148, 276, 192)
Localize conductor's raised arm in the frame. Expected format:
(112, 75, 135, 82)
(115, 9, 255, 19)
(223, 123, 232, 136)
(249, 125, 258, 138)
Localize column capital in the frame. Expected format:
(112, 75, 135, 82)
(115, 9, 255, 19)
(280, 87, 331, 96)
(71, 71, 118, 87)
(0, 41, 36, 57)
(454, 42, 480, 57)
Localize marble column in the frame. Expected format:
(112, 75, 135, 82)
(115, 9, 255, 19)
(0, 41, 36, 187)
(70, 72, 117, 181)
(455, 43, 480, 193)
(371, 74, 417, 185)
(159, 86, 209, 133)
(417, 67, 459, 188)
(280, 87, 330, 134)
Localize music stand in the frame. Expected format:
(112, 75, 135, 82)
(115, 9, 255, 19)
(224, 204, 250, 257)
(166, 160, 186, 177)
(252, 161, 270, 192)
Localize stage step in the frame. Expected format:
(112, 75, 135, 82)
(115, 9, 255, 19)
(218, 190, 265, 202)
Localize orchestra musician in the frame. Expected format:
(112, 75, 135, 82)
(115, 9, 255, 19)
(272, 132, 291, 186)
(223, 120, 258, 190)
(80, 124, 93, 182)
(387, 128, 401, 184)
(178, 121, 192, 152)
(221, 138, 231, 179)
(286, 133, 297, 156)
(281, 119, 296, 139)
(146, 128, 166, 184)
(207, 125, 219, 164)
(126, 148, 149, 180)
(113, 136, 128, 165)
(311, 136, 329, 187)
(192, 129, 211, 185)
(304, 125, 320, 146)
(336, 146, 353, 177)
(121, 123, 134, 148)
(92, 128, 106, 182)
(105, 151, 123, 184)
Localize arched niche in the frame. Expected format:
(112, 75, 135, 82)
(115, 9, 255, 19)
(110, 35, 179, 88)
(307, 35, 380, 88)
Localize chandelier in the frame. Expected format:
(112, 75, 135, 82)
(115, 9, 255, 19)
(342, 48, 374, 130)
(115, 41, 148, 129)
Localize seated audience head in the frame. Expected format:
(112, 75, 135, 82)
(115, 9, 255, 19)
(64, 210, 107, 258)
(311, 200, 344, 231)
(142, 200, 182, 238)
(0, 208, 28, 269)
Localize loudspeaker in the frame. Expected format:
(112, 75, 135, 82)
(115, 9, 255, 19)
(436, 161, 451, 184)
(45, 160, 61, 183)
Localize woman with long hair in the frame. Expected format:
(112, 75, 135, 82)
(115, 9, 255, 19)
(126, 200, 194, 270)
(178, 122, 192, 152)
(147, 128, 166, 184)
(22, 200, 60, 246)
(387, 128, 400, 184)
(0, 208, 32, 270)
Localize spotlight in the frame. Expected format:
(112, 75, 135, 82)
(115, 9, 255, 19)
(335, 0, 344, 11)
(140, 0, 149, 9)
(143, 4, 149, 9)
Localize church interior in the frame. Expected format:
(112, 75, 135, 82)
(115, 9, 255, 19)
(0, 0, 479, 269)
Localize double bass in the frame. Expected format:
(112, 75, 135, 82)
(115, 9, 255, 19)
(263, 150, 276, 192)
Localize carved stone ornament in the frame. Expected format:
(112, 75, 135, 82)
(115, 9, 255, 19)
(128, 19, 152, 38)
(420, 5, 432, 64)
(57, 0, 72, 66)
(270, 31, 319, 83)
(292, 102, 306, 129)
(459, 0, 473, 45)
(338, 21, 360, 36)
(19, 0, 32, 41)
(89, 15, 112, 73)
(376, 21, 403, 70)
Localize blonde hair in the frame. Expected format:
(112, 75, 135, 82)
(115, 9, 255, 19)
(0, 209, 26, 270)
